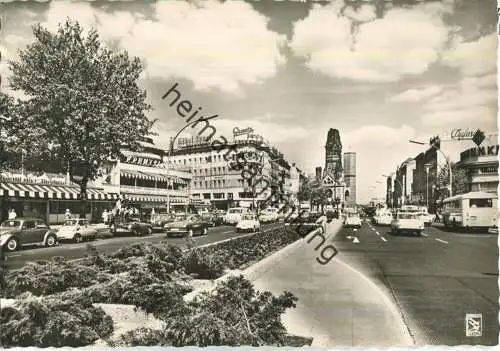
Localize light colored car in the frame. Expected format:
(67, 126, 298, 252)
(391, 212, 424, 236)
(259, 208, 279, 223)
(225, 207, 249, 225)
(416, 211, 434, 226)
(236, 214, 261, 233)
(344, 212, 362, 228)
(56, 218, 97, 243)
(374, 211, 393, 225)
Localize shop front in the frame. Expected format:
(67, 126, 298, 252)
(0, 181, 119, 224)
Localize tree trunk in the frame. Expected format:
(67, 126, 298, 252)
(79, 178, 88, 220)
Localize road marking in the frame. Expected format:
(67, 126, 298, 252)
(380, 237, 387, 242)
(435, 238, 448, 244)
(422, 233, 428, 237)
(7, 254, 21, 258)
(375, 231, 380, 235)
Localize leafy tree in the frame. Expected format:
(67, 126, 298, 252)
(6, 20, 155, 216)
(435, 162, 469, 203)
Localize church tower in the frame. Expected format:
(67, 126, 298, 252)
(324, 128, 343, 181)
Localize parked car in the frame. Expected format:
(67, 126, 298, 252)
(416, 211, 434, 226)
(390, 212, 424, 236)
(259, 208, 279, 223)
(56, 218, 97, 243)
(224, 207, 249, 225)
(165, 214, 210, 237)
(236, 214, 261, 233)
(150, 213, 175, 230)
(0, 217, 58, 252)
(344, 211, 362, 228)
(201, 212, 223, 227)
(109, 215, 153, 236)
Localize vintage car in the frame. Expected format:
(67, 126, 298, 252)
(164, 214, 210, 237)
(56, 218, 97, 243)
(390, 212, 424, 236)
(416, 211, 434, 226)
(109, 215, 153, 236)
(344, 211, 362, 228)
(150, 213, 176, 230)
(236, 214, 261, 233)
(374, 211, 393, 225)
(201, 212, 224, 227)
(259, 208, 279, 223)
(0, 217, 58, 252)
(224, 207, 249, 225)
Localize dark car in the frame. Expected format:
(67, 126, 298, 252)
(150, 213, 175, 230)
(164, 214, 211, 237)
(0, 217, 58, 252)
(286, 211, 322, 236)
(109, 215, 153, 236)
(201, 212, 223, 227)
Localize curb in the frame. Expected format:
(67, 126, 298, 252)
(183, 227, 322, 302)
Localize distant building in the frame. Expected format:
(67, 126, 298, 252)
(457, 144, 499, 194)
(343, 152, 356, 205)
(315, 167, 322, 183)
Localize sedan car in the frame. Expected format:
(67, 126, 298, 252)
(200, 212, 223, 227)
(344, 212, 362, 228)
(236, 214, 261, 233)
(56, 218, 97, 243)
(0, 217, 58, 252)
(390, 212, 424, 236)
(109, 215, 153, 236)
(374, 211, 393, 225)
(150, 213, 175, 230)
(164, 214, 210, 237)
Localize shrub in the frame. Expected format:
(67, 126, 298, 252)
(4, 258, 110, 297)
(0, 298, 113, 347)
(117, 327, 167, 346)
(162, 275, 297, 347)
(182, 249, 225, 280)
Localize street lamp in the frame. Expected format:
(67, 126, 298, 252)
(409, 140, 452, 197)
(424, 163, 432, 208)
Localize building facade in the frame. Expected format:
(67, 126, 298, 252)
(343, 152, 357, 206)
(457, 144, 499, 194)
(168, 128, 296, 210)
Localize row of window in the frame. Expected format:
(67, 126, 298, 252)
(171, 154, 225, 165)
(193, 167, 230, 176)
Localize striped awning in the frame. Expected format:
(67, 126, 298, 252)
(125, 194, 187, 203)
(0, 182, 118, 200)
(120, 170, 188, 185)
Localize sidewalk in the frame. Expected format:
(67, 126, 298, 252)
(244, 220, 415, 347)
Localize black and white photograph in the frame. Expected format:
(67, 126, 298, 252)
(0, 0, 498, 348)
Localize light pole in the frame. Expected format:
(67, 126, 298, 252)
(424, 163, 432, 208)
(409, 140, 453, 197)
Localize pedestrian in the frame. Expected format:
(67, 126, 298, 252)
(65, 209, 72, 221)
(102, 209, 109, 224)
(315, 212, 328, 234)
(8, 208, 17, 220)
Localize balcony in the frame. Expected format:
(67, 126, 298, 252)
(119, 185, 187, 197)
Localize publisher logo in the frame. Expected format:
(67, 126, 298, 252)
(465, 313, 482, 337)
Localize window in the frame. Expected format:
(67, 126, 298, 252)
(469, 198, 493, 208)
(23, 220, 36, 229)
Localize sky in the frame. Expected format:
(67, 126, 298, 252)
(1, 0, 497, 203)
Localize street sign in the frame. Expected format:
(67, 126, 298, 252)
(472, 129, 485, 146)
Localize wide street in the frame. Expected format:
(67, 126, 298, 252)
(2, 222, 285, 270)
(333, 219, 499, 346)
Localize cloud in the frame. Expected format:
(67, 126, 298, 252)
(289, 2, 451, 82)
(421, 106, 497, 127)
(441, 33, 497, 77)
(39, 0, 286, 95)
(388, 86, 443, 103)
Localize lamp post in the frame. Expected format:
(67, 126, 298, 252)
(409, 140, 452, 197)
(424, 163, 432, 209)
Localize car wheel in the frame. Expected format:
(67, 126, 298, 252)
(5, 237, 18, 252)
(73, 233, 83, 243)
(45, 234, 57, 247)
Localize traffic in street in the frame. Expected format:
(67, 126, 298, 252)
(333, 218, 498, 346)
(2, 222, 286, 270)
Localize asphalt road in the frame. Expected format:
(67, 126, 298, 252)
(2, 222, 285, 270)
(333, 219, 499, 346)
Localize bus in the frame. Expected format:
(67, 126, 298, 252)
(441, 191, 498, 230)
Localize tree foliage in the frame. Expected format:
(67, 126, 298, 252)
(435, 162, 469, 202)
(5, 20, 155, 210)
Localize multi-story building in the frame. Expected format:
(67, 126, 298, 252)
(168, 128, 296, 210)
(89, 138, 192, 214)
(457, 144, 499, 193)
(343, 152, 356, 206)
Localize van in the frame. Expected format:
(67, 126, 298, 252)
(224, 207, 249, 225)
